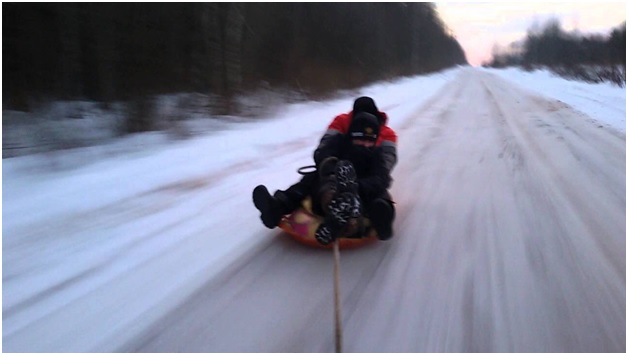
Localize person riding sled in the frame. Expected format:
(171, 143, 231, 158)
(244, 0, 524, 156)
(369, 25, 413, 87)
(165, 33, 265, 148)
(253, 96, 398, 245)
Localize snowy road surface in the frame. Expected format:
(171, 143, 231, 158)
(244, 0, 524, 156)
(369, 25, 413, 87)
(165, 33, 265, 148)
(3, 68, 625, 353)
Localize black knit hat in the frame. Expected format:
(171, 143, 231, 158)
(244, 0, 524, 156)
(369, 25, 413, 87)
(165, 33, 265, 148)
(349, 112, 380, 141)
(353, 96, 383, 123)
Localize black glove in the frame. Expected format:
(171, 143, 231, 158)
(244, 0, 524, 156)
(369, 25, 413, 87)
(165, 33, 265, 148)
(334, 160, 358, 194)
(315, 223, 336, 245)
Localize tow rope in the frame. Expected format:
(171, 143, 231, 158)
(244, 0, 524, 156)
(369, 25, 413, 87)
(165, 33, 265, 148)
(333, 240, 343, 353)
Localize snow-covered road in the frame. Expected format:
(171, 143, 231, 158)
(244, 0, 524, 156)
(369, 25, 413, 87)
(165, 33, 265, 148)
(3, 68, 625, 352)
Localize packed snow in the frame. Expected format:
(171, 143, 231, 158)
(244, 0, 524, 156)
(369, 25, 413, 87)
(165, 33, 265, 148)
(2, 66, 625, 352)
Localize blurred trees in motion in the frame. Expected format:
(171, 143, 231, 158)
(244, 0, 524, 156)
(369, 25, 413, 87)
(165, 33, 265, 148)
(3, 3, 466, 132)
(488, 19, 626, 86)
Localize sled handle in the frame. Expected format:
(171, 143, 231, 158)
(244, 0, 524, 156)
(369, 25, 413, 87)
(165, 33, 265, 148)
(297, 165, 317, 175)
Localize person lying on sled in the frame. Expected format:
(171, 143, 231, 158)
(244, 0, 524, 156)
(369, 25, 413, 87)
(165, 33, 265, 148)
(253, 96, 398, 245)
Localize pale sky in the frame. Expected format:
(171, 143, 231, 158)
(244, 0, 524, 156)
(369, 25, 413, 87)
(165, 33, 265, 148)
(435, 2, 626, 66)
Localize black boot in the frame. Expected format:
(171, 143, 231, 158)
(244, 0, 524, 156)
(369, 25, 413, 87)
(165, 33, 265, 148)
(318, 157, 339, 181)
(368, 199, 395, 240)
(253, 185, 285, 229)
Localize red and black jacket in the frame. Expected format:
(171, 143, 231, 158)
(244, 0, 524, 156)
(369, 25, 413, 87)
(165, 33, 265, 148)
(313, 111, 398, 202)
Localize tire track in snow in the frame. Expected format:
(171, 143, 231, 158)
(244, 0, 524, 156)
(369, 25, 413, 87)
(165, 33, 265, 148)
(481, 73, 625, 278)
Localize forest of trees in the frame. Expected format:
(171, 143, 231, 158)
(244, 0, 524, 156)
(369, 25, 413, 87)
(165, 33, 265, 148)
(3, 3, 467, 132)
(488, 19, 626, 86)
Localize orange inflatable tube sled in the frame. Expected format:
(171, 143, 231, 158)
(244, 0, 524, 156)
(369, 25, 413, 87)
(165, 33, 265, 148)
(278, 197, 377, 250)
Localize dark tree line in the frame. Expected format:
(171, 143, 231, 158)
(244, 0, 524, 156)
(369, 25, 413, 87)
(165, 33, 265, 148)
(488, 19, 626, 86)
(3, 3, 467, 131)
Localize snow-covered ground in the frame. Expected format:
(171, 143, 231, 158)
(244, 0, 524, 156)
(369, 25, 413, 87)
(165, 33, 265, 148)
(487, 67, 626, 132)
(3, 66, 625, 352)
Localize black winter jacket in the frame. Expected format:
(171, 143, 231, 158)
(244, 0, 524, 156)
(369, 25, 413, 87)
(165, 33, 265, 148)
(314, 133, 393, 203)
